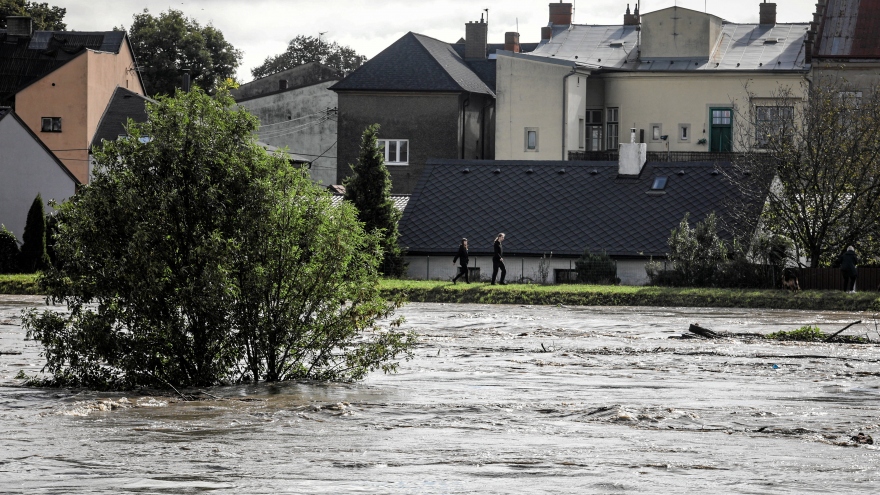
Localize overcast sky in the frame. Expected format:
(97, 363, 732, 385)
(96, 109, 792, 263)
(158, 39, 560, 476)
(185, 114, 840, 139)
(61, 0, 820, 82)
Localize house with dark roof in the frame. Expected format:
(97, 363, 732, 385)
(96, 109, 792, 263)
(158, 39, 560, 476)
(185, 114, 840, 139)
(398, 143, 762, 285)
(807, 0, 880, 90)
(331, 16, 528, 194)
(232, 62, 342, 186)
(495, 2, 813, 161)
(0, 108, 79, 242)
(1, 16, 145, 183)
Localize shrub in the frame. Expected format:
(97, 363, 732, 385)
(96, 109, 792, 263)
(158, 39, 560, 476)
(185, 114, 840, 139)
(0, 225, 20, 274)
(575, 249, 618, 284)
(18, 194, 50, 273)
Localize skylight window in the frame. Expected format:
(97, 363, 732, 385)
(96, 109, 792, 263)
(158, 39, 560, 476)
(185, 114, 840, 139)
(651, 176, 668, 190)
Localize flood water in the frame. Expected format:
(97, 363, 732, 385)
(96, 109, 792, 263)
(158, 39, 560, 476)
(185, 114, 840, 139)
(1, 295, 879, 494)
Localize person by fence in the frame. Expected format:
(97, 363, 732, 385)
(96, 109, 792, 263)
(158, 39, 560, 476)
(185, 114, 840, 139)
(839, 246, 859, 293)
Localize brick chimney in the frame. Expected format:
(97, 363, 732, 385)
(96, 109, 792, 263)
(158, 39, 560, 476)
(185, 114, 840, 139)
(624, 4, 640, 26)
(465, 15, 488, 60)
(541, 26, 553, 41)
(504, 32, 521, 53)
(549, 2, 573, 26)
(7, 16, 33, 38)
(759, 1, 777, 25)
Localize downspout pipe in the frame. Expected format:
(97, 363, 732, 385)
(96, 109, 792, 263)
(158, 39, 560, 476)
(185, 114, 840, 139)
(461, 95, 471, 159)
(562, 69, 577, 160)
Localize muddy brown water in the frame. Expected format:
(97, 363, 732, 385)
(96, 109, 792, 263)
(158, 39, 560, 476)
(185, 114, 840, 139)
(1, 295, 879, 494)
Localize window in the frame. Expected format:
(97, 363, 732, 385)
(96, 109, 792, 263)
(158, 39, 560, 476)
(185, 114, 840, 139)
(651, 124, 662, 141)
(41, 117, 61, 132)
(754, 106, 793, 148)
(585, 110, 603, 151)
(679, 124, 690, 141)
(525, 128, 538, 152)
(606, 107, 619, 150)
(651, 176, 668, 190)
(378, 139, 409, 165)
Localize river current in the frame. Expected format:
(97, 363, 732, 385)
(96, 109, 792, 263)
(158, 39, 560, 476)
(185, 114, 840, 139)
(1, 295, 879, 494)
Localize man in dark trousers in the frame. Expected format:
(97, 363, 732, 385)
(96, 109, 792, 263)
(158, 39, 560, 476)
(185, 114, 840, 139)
(492, 233, 506, 285)
(452, 238, 469, 284)
(839, 246, 859, 293)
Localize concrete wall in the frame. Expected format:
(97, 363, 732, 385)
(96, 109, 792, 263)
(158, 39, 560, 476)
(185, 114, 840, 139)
(404, 255, 651, 285)
(237, 81, 339, 186)
(336, 92, 464, 193)
(15, 45, 143, 184)
(0, 114, 78, 242)
(640, 7, 723, 59)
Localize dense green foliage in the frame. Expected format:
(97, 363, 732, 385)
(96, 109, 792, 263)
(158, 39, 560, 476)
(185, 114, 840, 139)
(124, 9, 242, 96)
(766, 325, 825, 342)
(0, 225, 20, 274)
(251, 35, 365, 79)
(18, 194, 49, 273)
(343, 124, 407, 277)
(730, 80, 880, 267)
(575, 250, 618, 284)
(21, 87, 413, 390)
(0, 0, 66, 30)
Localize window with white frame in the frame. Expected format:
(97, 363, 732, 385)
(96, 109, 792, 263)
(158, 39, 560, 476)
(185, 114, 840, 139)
(41, 117, 62, 132)
(378, 139, 409, 165)
(525, 127, 538, 152)
(606, 107, 619, 150)
(679, 124, 690, 141)
(651, 124, 662, 141)
(754, 106, 793, 148)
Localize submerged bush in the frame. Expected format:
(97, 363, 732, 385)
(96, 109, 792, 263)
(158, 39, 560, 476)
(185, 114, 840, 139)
(22, 86, 414, 390)
(766, 325, 825, 341)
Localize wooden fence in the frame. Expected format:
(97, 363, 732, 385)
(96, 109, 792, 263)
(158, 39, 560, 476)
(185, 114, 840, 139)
(796, 267, 880, 291)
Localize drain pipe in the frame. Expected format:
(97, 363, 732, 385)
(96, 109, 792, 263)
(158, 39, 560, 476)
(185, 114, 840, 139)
(562, 69, 577, 160)
(460, 96, 471, 158)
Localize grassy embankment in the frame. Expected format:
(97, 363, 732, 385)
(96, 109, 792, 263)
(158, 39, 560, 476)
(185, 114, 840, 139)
(3, 274, 879, 311)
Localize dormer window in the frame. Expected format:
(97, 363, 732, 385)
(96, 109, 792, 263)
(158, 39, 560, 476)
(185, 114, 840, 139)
(651, 176, 668, 190)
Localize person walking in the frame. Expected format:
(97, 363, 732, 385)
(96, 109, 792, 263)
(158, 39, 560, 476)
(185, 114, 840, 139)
(839, 246, 859, 293)
(491, 233, 507, 285)
(452, 238, 469, 284)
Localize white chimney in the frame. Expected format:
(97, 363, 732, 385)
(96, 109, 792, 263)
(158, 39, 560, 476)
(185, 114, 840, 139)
(618, 127, 646, 175)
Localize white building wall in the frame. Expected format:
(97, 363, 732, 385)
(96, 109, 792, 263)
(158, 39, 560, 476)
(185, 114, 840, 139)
(0, 115, 78, 242)
(405, 255, 651, 285)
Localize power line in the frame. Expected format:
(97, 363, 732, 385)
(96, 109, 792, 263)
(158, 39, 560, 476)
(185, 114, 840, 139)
(257, 109, 335, 128)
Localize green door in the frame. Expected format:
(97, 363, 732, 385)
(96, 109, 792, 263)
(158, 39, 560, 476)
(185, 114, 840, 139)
(709, 108, 732, 152)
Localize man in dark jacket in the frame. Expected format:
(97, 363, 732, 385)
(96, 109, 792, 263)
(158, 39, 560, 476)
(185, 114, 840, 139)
(452, 238, 469, 284)
(839, 246, 858, 293)
(492, 233, 506, 285)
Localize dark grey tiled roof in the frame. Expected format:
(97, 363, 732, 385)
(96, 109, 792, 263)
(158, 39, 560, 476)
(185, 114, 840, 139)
(330, 32, 494, 95)
(399, 160, 756, 257)
(90, 87, 154, 149)
(0, 30, 126, 100)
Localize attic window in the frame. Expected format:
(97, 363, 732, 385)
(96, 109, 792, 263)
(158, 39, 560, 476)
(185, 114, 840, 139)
(609, 41, 624, 48)
(763, 38, 780, 44)
(651, 176, 668, 190)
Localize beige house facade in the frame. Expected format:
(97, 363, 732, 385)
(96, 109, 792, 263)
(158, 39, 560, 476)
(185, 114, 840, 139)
(495, 3, 811, 160)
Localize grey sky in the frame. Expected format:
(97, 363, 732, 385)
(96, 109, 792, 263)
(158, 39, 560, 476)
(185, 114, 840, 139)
(62, 0, 819, 82)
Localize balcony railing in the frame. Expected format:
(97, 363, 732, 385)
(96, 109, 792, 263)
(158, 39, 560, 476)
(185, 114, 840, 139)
(568, 150, 744, 162)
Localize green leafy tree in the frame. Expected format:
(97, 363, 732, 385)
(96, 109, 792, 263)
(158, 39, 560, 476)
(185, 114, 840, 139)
(124, 9, 242, 96)
(18, 194, 49, 273)
(343, 124, 407, 277)
(0, 225, 20, 273)
(251, 35, 365, 79)
(575, 250, 617, 284)
(666, 212, 728, 287)
(22, 87, 413, 390)
(728, 78, 880, 267)
(0, 0, 66, 30)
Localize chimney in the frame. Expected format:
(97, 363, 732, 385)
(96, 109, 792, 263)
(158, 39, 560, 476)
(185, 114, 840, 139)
(759, 1, 777, 25)
(504, 32, 521, 53)
(541, 26, 553, 41)
(7, 16, 33, 38)
(624, 4, 640, 26)
(465, 14, 488, 60)
(618, 128, 647, 176)
(549, 2, 573, 26)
